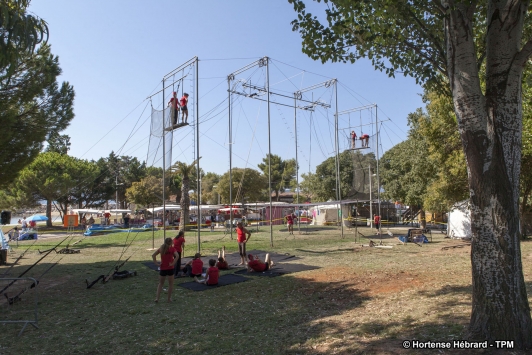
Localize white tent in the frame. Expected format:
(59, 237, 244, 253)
(73, 209, 101, 214)
(448, 200, 472, 239)
(309, 204, 349, 225)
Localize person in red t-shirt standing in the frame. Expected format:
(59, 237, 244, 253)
(216, 246, 229, 270)
(286, 212, 296, 235)
(247, 253, 274, 272)
(351, 131, 357, 149)
(168, 91, 180, 125)
(236, 221, 251, 265)
(152, 237, 178, 302)
(172, 231, 185, 277)
(195, 259, 219, 285)
(374, 215, 381, 230)
(180, 93, 189, 123)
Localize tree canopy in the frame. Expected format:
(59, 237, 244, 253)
(289, 0, 532, 347)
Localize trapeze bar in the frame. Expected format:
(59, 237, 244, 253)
(164, 122, 189, 132)
(243, 82, 330, 108)
(230, 90, 316, 110)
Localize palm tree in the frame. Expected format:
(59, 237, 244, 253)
(171, 158, 200, 232)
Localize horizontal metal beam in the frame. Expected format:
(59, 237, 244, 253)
(337, 103, 376, 116)
(228, 56, 268, 79)
(163, 56, 198, 79)
(242, 82, 331, 108)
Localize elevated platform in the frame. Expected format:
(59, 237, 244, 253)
(348, 146, 370, 150)
(164, 122, 189, 132)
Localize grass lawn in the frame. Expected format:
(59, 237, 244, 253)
(1, 224, 531, 354)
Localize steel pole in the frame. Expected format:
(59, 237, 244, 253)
(228, 76, 233, 240)
(335, 80, 344, 238)
(196, 58, 201, 253)
(369, 165, 373, 229)
(267, 57, 273, 247)
(294, 96, 300, 234)
(162, 78, 166, 241)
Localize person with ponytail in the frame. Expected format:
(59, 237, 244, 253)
(152, 237, 178, 302)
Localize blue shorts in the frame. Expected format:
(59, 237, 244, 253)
(181, 106, 188, 111)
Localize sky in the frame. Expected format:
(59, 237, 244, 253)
(28, 0, 424, 180)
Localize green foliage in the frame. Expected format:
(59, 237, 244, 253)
(45, 132, 70, 154)
(0, 43, 74, 187)
(258, 154, 297, 201)
(201, 172, 221, 204)
(288, 0, 458, 93)
(216, 168, 267, 204)
(0, 0, 48, 77)
(125, 175, 164, 208)
(16, 152, 98, 225)
(301, 150, 375, 201)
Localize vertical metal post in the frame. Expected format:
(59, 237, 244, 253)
(335, 80, 344, 238)
(294, 96, 300, 234)
(369, 165, 373, 229)
(196, 58, 201, 253)
(162, 78, 166, 241)
(267, 57, 273, 247)
(375, 105, 381, 237)
(228, 76, 233, 240)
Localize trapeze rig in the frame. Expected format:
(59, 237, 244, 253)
(227, 56, 345, 241)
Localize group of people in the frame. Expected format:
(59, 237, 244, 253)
(80, 215, 95, 230)
(168, 92, 189, 125)
(350, 131, 370, 148)
(151, 222, 273, 302)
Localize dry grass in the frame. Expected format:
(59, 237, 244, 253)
(0, 225, 530, 354)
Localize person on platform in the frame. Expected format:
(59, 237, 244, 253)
(180, 93, 189, 123)
(351, 131, 357, 149)
(195, 259, 219, 285)
(247, 253, 274, 272)
(168, 91, 180, 125)
(360, 133, 370, 147)
(216, 246, 229, 270)
(236, 221, 251, 265)
(152, 237, 178, 302)
(172, 231, 185, 277)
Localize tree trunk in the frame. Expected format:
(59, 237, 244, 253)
(179, 177, 190, 232)
(445, 1, 532, 347)
(419, 209, 426, 229)
(46, 200, 52, 227)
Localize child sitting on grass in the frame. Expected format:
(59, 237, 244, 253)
(195, 259, 219, 285)
(183, 252, 203, 278)
(216, 246, 229, 270)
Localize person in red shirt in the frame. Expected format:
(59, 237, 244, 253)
(360, 133, 370, 147)
(216, 246, 229, 270)
(172, 231, 185, 277)
(247, 253, 274, 272)
(195, 259, 219, 285)
(168, 91, 180, 125)
(374, 215, 381, 230)
(152, 237, 178, 302)
(351, 131, 357, 149)
(236, 221, 251, 265)
(104, 211, 111, 225)
(183, 252, 203, 278)
(286, 212, 296, 235)
(180, 93, 189, 123)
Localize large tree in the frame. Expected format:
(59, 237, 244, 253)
(125, 176, 164, 208)
(216, 168, 267, 205)
(0, 43, 74, 187)
(289, 0, 532, 346)
(258, 154, 297, 201)
(16, 152, 98, 226)
(0, 0, 48, 77)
